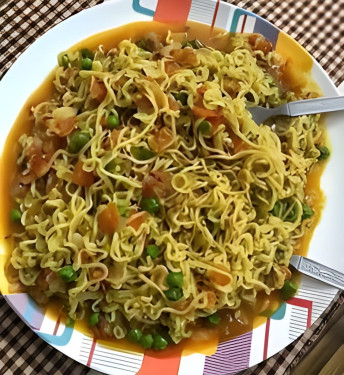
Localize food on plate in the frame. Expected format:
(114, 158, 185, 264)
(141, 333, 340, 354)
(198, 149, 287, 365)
(5, 28, 329, 349)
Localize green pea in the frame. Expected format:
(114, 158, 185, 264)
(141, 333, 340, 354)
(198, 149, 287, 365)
(166, 272, 183, 288)
(199, 120, 212, 135)
(81, 57, 93, 70)
(153, 334, 168, 350)
(140, 197, 160, 214)
(164, 286, 183, 301)
(127, 329, 143, 343)
(317, 145, 330, 161)
(172, 92, 188, 106)
(105, 159, 117, 172)
(280, 280, 298, 300)
(208, 312, 221, 325)
(81, 48, 94, 60)
(139, 334, 153, 349)
(89, 312, 100, 326)
(58, 265, 78, 283)
(130, 146, 156, 161)
(302, 203, 314, 221)
(68, 130, 91, 153)
(146, 244, 160, 259)
(107, 114, 120, 129)
(10, 209, 21, 223)
(57, 52, 69, 68)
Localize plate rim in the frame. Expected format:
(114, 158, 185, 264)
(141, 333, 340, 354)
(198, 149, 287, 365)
(0, 1, 342, 374)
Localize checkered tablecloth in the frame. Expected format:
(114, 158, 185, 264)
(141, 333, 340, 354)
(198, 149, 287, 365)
(1, 1, 343, 374)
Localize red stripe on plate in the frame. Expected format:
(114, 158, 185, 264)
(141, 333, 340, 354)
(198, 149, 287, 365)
(263, 318, 270, 360)
(154, 0, 192, 23)
(241, 15, 247, 33)
(288, 297, 313, 328)
(87, 338, 97, 367)
(137, 351, 181, 375)
(53, 315, 61, 336)
(210, 0, 220, 30)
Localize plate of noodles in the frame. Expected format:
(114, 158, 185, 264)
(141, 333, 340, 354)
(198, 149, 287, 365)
(1, 0, 343, 374)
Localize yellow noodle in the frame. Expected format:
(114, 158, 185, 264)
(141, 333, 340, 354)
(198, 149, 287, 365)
(9, 32, 325, 344)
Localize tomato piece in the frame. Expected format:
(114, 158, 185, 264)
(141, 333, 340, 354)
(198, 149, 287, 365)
(148, 127, 174, 153)
(192, 105, 220, 119)
(206, 291, 217, 308)
(72, 160, 95, 187)
(42, 135, 62, 159)
(126, 211, 147, 231)
(227, 128, 246, 154)
(90, 77, 107, 102)
(197, 86, 207, 96)
(142, 170, 174, 199)
(18, 135, 58, 184)
(30, 154, 50, 178)
(208, 267, 231, 286)
(46, 117, 76, 137)
(100, 116, 107, 126)
(98, 202, 120, 235)
(208, 116, 225, 131)
(57, 117, 77, 137)
(133, 92, 154, 114)
(192, 105, 225, 132)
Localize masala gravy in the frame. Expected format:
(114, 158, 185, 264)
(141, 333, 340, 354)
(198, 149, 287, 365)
(0, 20, 327, 356)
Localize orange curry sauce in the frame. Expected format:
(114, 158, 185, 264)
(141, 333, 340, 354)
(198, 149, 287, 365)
(0, 21, 327, 356)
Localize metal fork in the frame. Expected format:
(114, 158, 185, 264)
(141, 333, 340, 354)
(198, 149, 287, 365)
(247, 96, 344, 125)
(290, 255, 344, 289)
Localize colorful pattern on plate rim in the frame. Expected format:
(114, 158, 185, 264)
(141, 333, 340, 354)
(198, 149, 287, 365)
(1, 0, 339, 374)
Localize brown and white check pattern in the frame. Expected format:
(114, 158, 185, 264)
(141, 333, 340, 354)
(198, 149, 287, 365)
(0, 295, 88, 375)
(0, 0, 343, 374)
(0, 0, 102, 79)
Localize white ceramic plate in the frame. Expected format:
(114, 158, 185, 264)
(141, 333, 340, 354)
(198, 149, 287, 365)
(1, 1, 343, 374)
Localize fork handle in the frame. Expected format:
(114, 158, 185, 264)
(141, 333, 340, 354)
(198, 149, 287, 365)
(287, 96, 344, 117)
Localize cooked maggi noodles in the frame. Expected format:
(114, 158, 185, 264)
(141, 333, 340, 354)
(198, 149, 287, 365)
(8, 30, 328, 348)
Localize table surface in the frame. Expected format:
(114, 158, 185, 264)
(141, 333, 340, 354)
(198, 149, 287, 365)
(1, 1, 343, 374)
